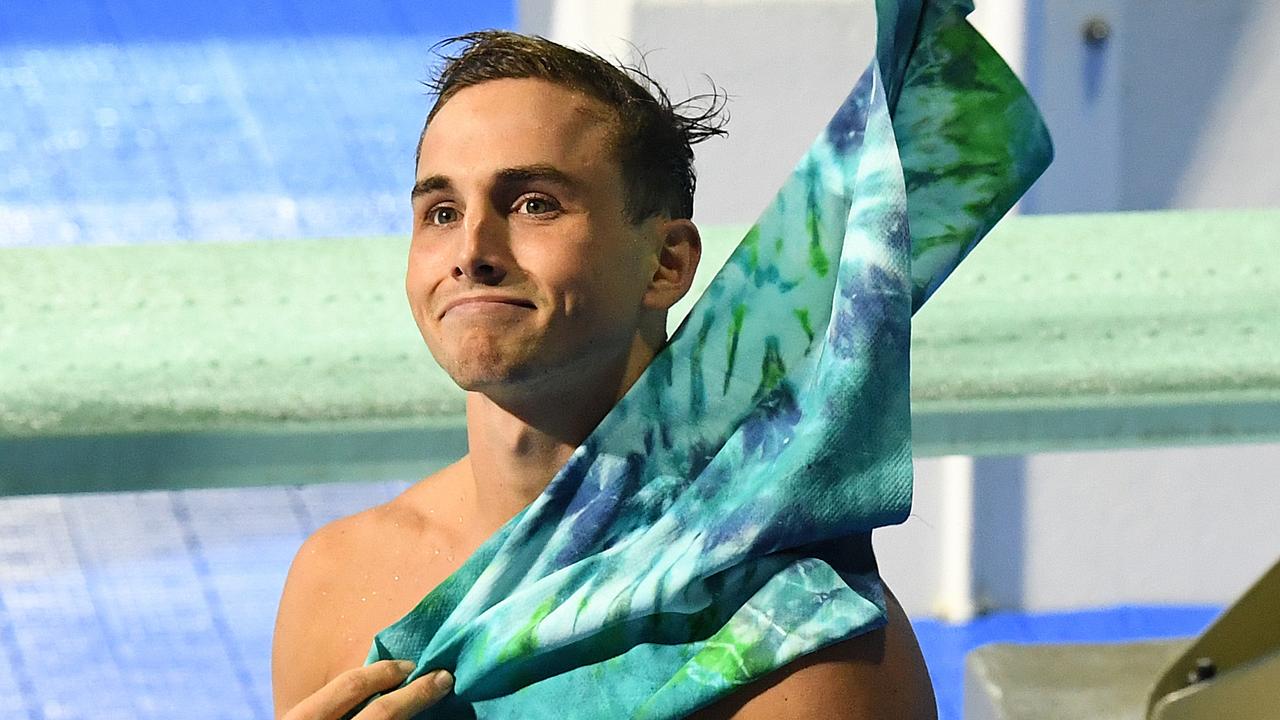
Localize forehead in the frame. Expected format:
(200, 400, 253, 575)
(417, 78, 618, 180)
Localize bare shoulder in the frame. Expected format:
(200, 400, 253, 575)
(271, 503, 398, 716)
(280, 505, 394, 603)
(689, 587, 937, 720)
(279, 490, 431, 602)
(271, 475, 450, 718)
(289, 500, 415, 578)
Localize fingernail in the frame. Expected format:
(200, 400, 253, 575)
(396, 660, 416, 674)
(433, 670, 455, 692)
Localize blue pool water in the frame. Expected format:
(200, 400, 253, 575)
(0, 0, 513, 246)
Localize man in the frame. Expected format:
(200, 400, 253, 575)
(273, 31, 936, 719)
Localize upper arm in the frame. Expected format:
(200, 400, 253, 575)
(690, 589, 937, 720)
(272, 522, 347, 719)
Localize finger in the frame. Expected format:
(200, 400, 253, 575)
(284, 660, 416, 720)
(355, 669, 454, 720)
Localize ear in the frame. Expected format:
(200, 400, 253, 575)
(642, 218, 702, 312)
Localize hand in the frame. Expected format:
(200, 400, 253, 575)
(282, 660, 455, 720)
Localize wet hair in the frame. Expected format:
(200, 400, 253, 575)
(417, 30, 727, 223)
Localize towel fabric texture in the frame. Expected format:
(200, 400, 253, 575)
(361, 1, 1053, 717)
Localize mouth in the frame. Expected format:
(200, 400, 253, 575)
(439, 295, 537, 319)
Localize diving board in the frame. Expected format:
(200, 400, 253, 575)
(2, 209, 1278, 494)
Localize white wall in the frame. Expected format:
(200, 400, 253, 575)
(878, 445, 1280, 616)
(1024, 0, 1280, 213)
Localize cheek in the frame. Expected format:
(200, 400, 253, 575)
(560, 250, 650, 325)
(405, 244, 446, 325)
(513, 218, 651, 324)
(404, 256, 426, 305)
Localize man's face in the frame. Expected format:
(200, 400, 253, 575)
(406, 78, 662, 396)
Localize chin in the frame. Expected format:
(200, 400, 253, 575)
(426, 330, 519, 383)
(441, 349, 536, 391)
(427, 330, 584, 396)
(449, 367, 517, 392)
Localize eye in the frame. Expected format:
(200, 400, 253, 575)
(425, 205, 459, 226)
(515, 195, 559, 216)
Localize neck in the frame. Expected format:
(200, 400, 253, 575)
(460, 332, 661, 536)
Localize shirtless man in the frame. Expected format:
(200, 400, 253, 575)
(272, 31, 937, 720)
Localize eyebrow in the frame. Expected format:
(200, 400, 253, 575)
(410, 164, 581, 202)
(410, 175, 452, 200)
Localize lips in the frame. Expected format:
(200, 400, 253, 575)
(439, 295, 536, 319)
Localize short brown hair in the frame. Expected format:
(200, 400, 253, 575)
(417, 31, 727, 223)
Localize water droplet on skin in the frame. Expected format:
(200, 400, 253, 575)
(361, 597, 367, 602)
(393, 575, 400, 581)
(434, 548, 440, 555)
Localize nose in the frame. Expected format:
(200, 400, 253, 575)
(453, 208, 508, 285)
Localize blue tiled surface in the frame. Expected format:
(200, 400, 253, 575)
(0, 481, 413, 720)
(0, 1, 514, 246)
(0, 481, 1220, 720)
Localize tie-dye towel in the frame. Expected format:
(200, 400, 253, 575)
(361, 1, 1052, 717)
